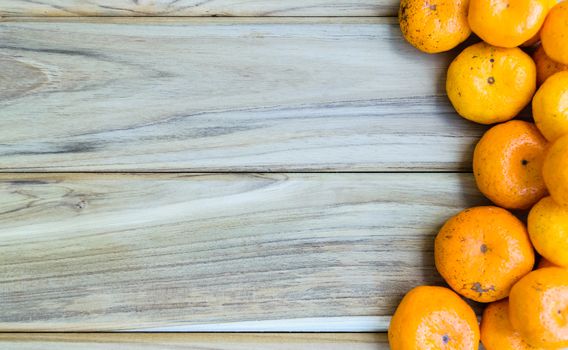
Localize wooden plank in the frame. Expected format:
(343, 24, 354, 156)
(0, 173, 487, 331)
(0, 18, 486, 172)
(0, 333, 389, 350)
(0, 0, 395, 17)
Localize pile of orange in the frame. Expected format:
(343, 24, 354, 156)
(392, 0, 568, 349)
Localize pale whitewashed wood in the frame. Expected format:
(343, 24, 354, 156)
(0, 18, 485, 172)
(0, 173, 487, 331)
(0, 333, 389, 350)
(0, 0, 394, 17)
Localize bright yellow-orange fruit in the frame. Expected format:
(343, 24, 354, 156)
(435, 207, 535, 303)
(473, 121, 548, 210)
(389, 286, 480, 350)
(533, 45, 568, 85)
(399, 0, 471, 54)
(533, 71, 568, 141)
(543, 134, 568, 206)
(529, 196, 568, 267)
(481, 300, 546, 350)
(468, 0, 549, 48)
(446, 43, 536, 124)
(541, 2, 568, 65)
(509, 268, 568, 347)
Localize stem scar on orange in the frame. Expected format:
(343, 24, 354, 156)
(399, 0, 471, 54)
(446, 42, 536, 125)
(481, 299, 546, 350)
(435, 207, 535, 303)
(473, 121, 548, 210)
(389, 285, 480, 350)
(509, 267, 568, 348)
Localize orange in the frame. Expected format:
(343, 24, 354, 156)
(468, 0, 549, 48)
(481, 300, 546, 350)
(399, 0, 471, 54)
(435, 206, 535, 303)
(509, 267, 568, 347)
(538, 257, 560, 269)
(528, 196, 568, 267)
(533, 45, 568, 85)
(473, 121, 548, 210)
(532, 71, 568, 142)
(543, 134, 568, 206)
(446, 43, 536, 124)
(389, 285, 479, 350)
(541, 2, 568, 65)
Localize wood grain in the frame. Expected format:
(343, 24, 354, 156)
(0, 333, 389, 350)
(0, 0, 395, 17)
(0, 173, 486, 331)
(0, 18, 485, 172)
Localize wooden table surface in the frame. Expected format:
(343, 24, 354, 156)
(0, 0, 488, 347)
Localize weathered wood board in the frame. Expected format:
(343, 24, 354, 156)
(0, 173, 486, 331)
(0, 18, 485, 172)
(0, 333, 389, 350)
(1, 1, 396, 17)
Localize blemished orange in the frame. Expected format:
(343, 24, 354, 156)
(541, 2, 568, 65)
(473, 121, 548, 210)
(528, 196, 568, 267)
(435, 207, 535, 303)
(446, 42, 536, 124)
(532, 71, 568, 141)
(481, 300, 546, 350)
(538, 257, 560, 269)
(543, 134, 568, 206)
(509, 268, 568, 347)
(533, 45, 568, 85)
(468, 0, 549, 48)
(399, 0, 471, 54)
(389, 286, 480, 350)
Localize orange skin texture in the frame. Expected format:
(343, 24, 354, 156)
(473, 121, 548, 210)
(435, 206, 535, 303)
(509, 268, 568, 347)
(533, 45, 568, 85)
(542, 2, 568, 65)
(539, 257, 560, 269)
(529, 196, 568, 267)
(532, 71, 568, 142)
(543, 135, 568, 206)
(446, 43, 536, 125)
(521, 0, 559, 47)
(388, 286, 479, 350)
(399, 0, 471, 54)
(468, 0, 549, 48)
(481, 300, 546, 350)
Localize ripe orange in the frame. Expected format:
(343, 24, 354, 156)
(468, 0, 549, 48)
(532, 71, 568, 142)
(446, 42, 536, 124)
(528, 196, 568, 267)
(435, 207, 535, 303)
(481, 299, 546, 350)
(389, 285, 480, 350)
(509, 267, 568, 347)
(399, 0, 471, 53)
(541, 2, 568, 65)
(473, 121, 548, 210)
(543, 134, 568, 206)
(533, 45, 568, 85)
